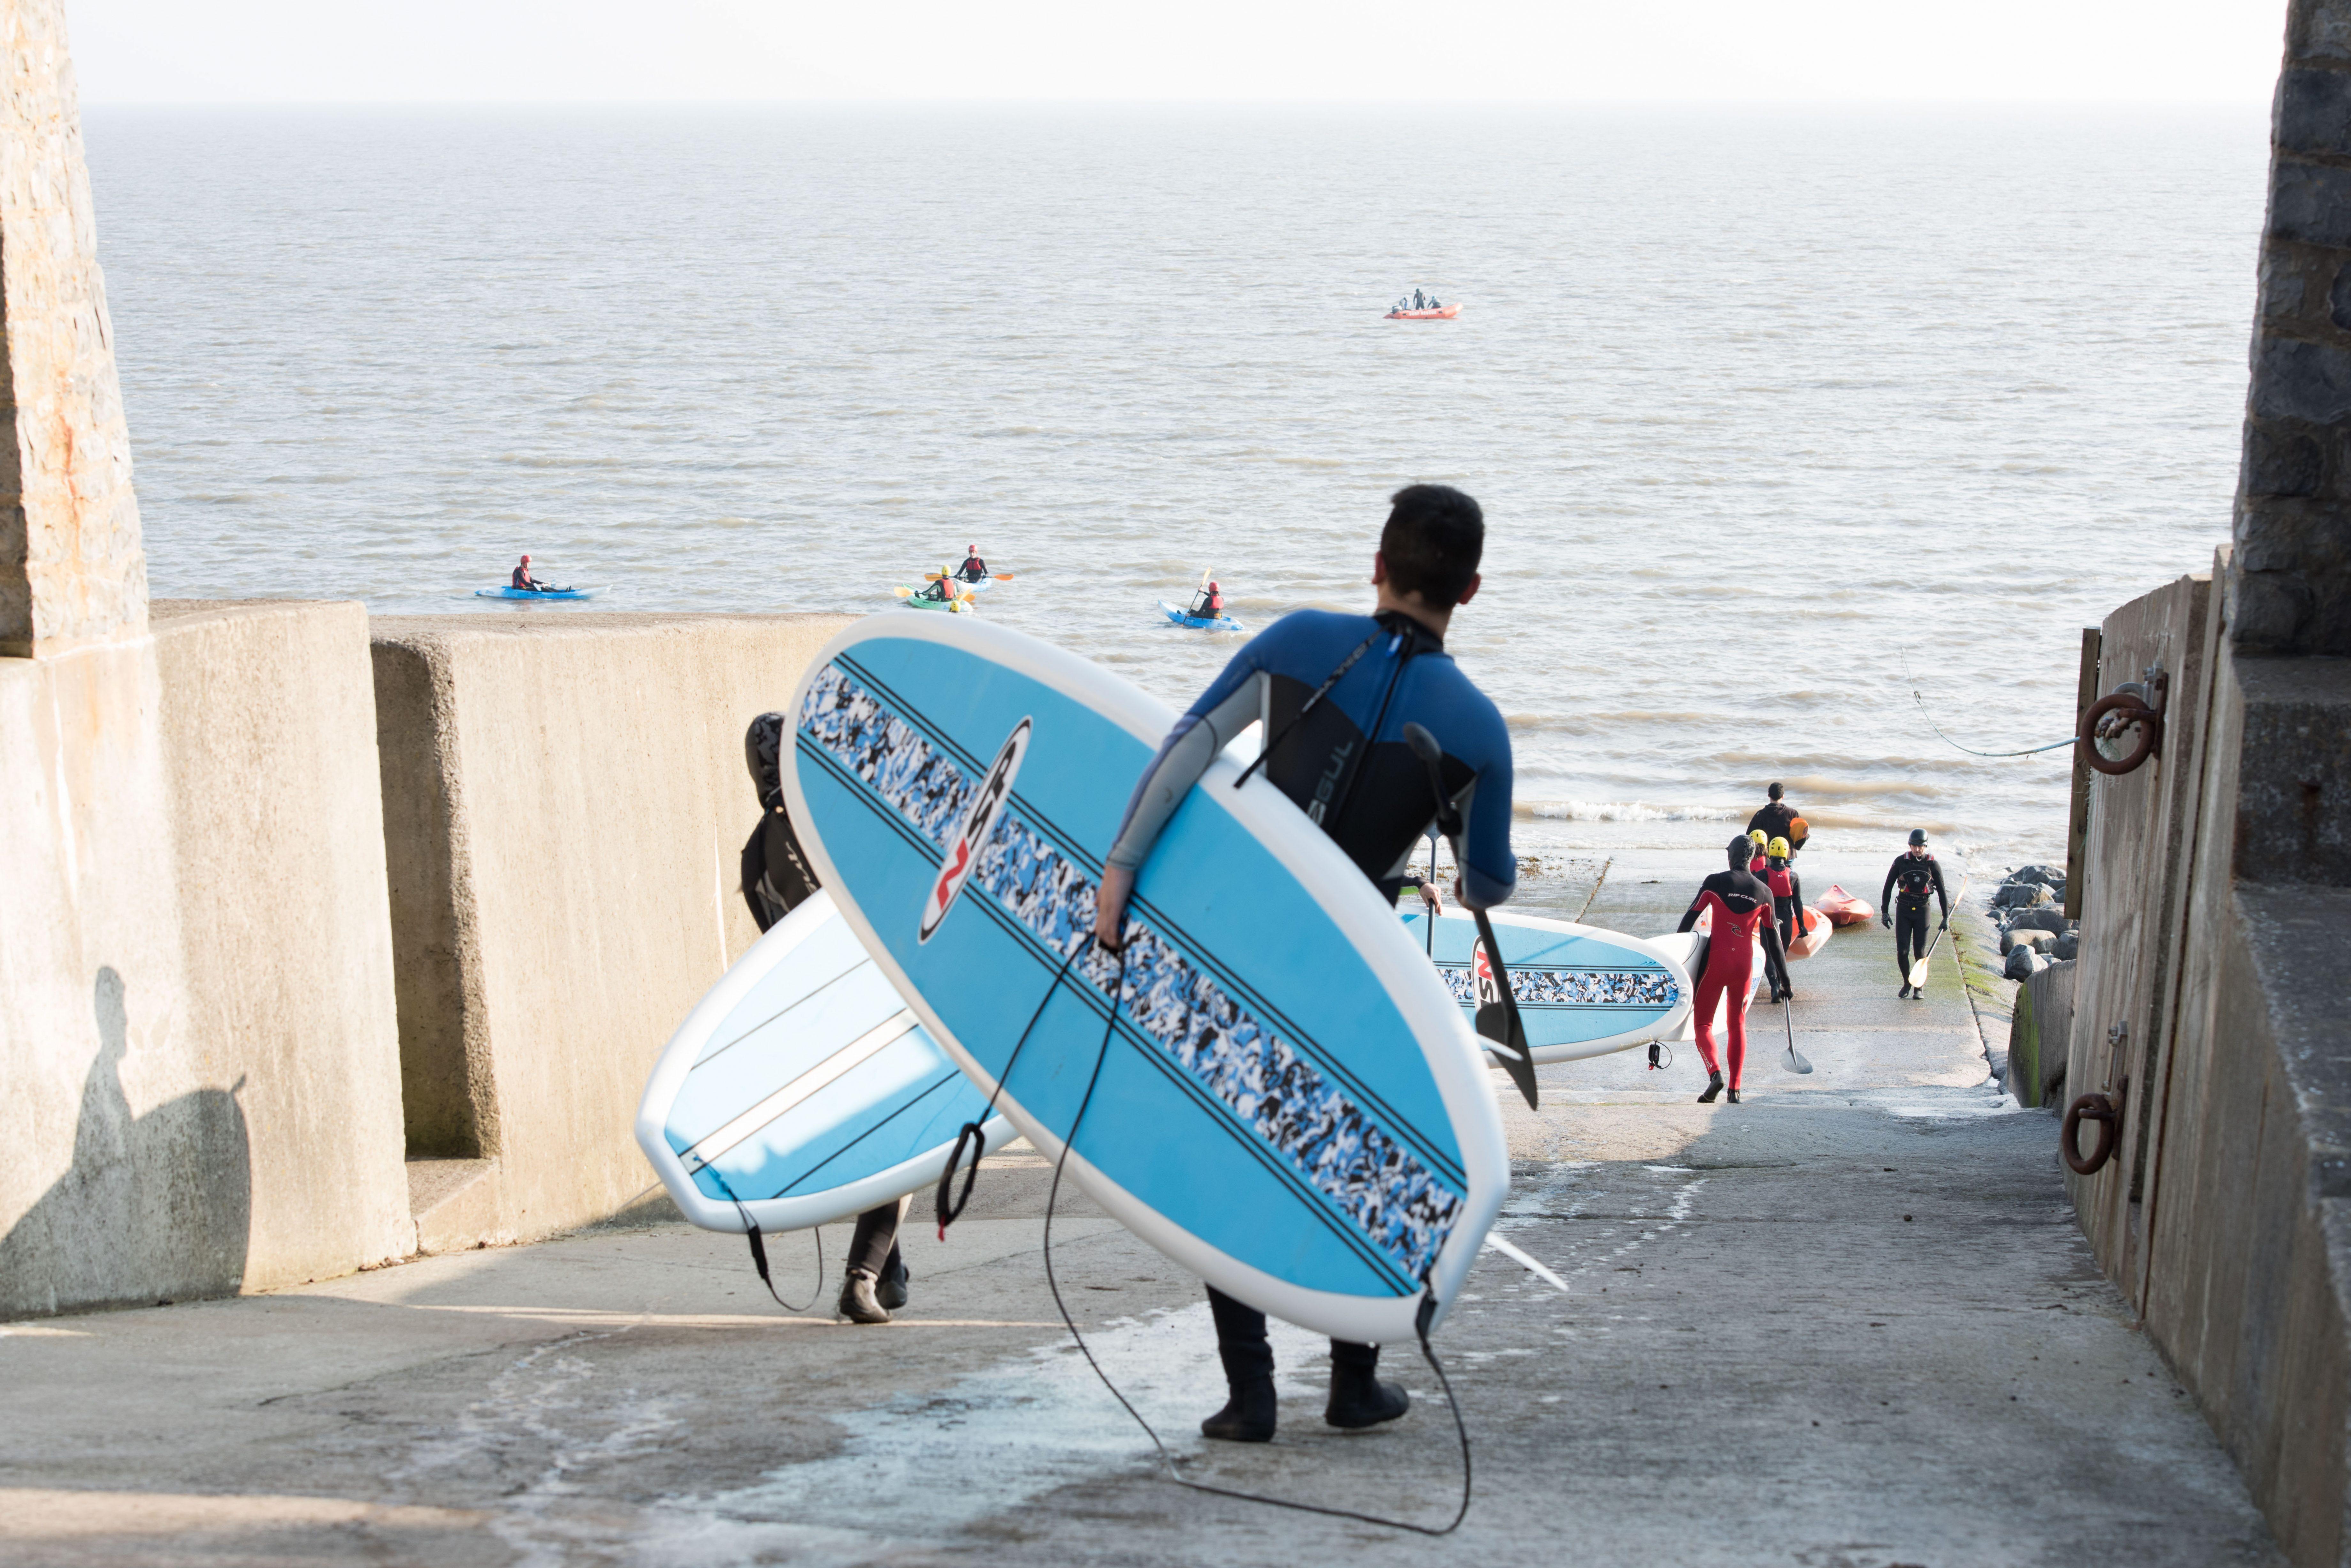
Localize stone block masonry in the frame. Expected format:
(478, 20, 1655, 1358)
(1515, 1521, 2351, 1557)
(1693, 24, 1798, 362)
(369, 611, 854, 1250)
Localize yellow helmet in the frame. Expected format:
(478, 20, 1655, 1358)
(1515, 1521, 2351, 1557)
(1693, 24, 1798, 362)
(1768, 836, 1791, 859)
(1749, 829, 1769, 848)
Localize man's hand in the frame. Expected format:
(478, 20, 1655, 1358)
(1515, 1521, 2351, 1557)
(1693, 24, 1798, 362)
(1880, 914, 1891, 929)
(1093, 864, 1136, 950)
(1419, 880, 1444, 915)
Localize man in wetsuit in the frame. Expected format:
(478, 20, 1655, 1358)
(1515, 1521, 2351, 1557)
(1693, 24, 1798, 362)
(921, 569, 957, 603)
(738, 712, 912, 1325)
(1880, 829, 1950, 1000)
(1747, 783, 1798, 854)
(1676, 835, 1791, 1101)
(512, 554, 548, 592)
(955, 546, 988, 582)
(1188, 579, 1224, 620)
(1093, 483, 1513, 1446)
(1763, 836, 1804, 992)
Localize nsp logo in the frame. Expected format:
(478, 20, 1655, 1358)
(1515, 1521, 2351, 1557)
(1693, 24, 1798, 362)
(919, 717, 1030, 944)
(1472, 941, 1503, 1010)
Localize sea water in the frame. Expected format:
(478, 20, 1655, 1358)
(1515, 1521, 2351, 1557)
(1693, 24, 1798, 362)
(84, 105, 2267, 873)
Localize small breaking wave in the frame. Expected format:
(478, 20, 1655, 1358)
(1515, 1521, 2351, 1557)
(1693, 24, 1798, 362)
(1517, 800, 1744, 824)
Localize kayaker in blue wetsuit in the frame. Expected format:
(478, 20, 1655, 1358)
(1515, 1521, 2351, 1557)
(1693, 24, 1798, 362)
(1094, 482, 1515, 1447)
(511, 554, 548, 592)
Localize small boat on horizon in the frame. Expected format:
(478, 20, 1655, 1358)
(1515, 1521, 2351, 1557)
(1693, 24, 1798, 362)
(1385, 301, 1459, 320)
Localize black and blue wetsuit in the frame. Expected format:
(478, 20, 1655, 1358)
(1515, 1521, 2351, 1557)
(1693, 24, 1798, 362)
(1107, 607, 1515, 907)
(1106, 605, 1516, 1408)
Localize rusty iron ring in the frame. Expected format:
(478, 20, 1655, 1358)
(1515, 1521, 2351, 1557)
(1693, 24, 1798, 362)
(2079, 693, 2162, 776)
(2062, 1092, 2120, 1175)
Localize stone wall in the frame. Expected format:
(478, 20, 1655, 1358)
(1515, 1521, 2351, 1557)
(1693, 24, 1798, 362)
(370, 611, 854, 1249)
(0, 601, 413, 1316)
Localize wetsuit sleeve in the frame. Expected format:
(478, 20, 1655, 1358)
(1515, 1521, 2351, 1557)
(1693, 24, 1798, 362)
(1104, 648, 1268, 874)
(1676, 897, 1702, 934)
(1456, 738, 1515, 910)
(1747, 807, 1770, 835)
(1932, 859, 1950, 922)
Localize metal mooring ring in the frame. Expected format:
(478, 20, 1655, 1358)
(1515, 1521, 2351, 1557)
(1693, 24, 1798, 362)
(2079, 693, 2161, 776)
(2062, 1092, 2120, 1175)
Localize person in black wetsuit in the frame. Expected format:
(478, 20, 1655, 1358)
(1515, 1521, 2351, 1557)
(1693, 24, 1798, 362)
(1675, 837, 1792, 1101)
(1747, 782, 1799, 855)
(1187, 579, 1224, 620)
(1094, 483, 1515, 1446)
(1413, 288, 1426, 309)
(740, 712, 911, 1324)
(955, 546, 988, 582)
(1880, 829, 1950, 1000)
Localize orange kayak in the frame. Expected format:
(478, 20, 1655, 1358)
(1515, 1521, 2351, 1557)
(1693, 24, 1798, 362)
(1385, 305, 1459, 319)
(1787, 906, 1832, 959)
(1818, 884, 1875, 926)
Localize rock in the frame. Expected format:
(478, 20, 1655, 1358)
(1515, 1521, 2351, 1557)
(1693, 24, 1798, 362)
(2016, 929, 2057, 953)
(2004, 946, 2045, 981)
(2006, 909, 2069, 936)
(1992, 882, 2055, 909)
(2010, 864, 2066, 889)
(2053, 930, 2079, 961)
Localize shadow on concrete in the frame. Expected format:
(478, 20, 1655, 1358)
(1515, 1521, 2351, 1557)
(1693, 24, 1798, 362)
(0, 968, 251, 1317)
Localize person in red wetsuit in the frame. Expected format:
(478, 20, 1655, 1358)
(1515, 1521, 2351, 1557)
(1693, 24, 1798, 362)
(1674, 835, 1794, 1103)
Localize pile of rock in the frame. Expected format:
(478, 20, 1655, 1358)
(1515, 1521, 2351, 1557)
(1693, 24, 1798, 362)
(1993, 865, 2077, 979)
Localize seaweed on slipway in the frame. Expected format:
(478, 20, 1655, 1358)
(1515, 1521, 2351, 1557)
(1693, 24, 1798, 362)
(799, 660, 1466, 1286)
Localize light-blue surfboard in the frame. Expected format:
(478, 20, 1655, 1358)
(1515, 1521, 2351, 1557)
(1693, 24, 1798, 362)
(783, 615, 1507, 1343)
(1401, 907, 1694, 1063)
(635, 888, 1014, 1234)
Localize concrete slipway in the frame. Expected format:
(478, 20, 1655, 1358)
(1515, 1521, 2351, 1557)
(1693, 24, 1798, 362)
(0, 851, 2282, 1566)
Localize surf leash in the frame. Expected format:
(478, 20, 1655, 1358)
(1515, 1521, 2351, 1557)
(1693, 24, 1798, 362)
(1902, 650, 2076, 758)
(935, 933, 1095, 1240)
(1040, 940, 1476, 1536)
(1231, 631, 1382, 790)
(707, 1169, 825, 1313)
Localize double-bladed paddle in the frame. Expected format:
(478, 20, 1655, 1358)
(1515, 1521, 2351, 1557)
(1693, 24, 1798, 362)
(1402, 723, 1537, 1110)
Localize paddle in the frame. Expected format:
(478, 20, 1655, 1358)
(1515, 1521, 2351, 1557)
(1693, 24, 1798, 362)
(1906, 872, 1972, 992)
(925, 571, 1016, 582)
(1403, 723, 1537, 1111)
(1781, 989, 1813, 1074)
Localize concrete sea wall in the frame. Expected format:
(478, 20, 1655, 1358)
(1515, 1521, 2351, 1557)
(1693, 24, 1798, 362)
(371, 612, 854, 1252)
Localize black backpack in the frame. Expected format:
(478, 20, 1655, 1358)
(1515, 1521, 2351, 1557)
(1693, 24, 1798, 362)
(741, 712, 820, 930)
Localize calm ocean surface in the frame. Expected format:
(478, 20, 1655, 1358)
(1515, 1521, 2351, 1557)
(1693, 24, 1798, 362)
(84, 105, 2269, 875)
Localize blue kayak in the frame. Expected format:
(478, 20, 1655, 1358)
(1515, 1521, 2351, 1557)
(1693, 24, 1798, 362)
(1158, 598, 1243, 632)
(476, 586, 606, 601)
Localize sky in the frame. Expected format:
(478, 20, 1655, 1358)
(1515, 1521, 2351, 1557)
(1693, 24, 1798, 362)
(67, 0, 2289, 105)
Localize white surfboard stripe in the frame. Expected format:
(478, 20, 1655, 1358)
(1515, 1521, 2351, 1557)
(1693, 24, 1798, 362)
(680, 1009, 922, 1172)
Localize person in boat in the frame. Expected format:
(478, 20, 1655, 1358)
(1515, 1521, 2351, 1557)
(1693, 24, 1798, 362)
(921, 569, 957, 603)
(1188, 579, 1224, 620)
(1096, 483, 1514, 1446)
(511, 554, 549, 592)
(1427, 295, 1441, 310)
(1413, 288, 1426, 309)
(955, 546, 988, 583)
(1675, 835, 1793, 1103)
(738, 713, 911, 1325)
(1764, 835, 1805, 994)
(1881, 829, 1951, 1000)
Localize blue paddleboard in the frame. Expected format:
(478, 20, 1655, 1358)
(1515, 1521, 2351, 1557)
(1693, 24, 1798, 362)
(1157, 598, 1243, 632)
(476, 585, 606, 601)
(635, 888, 1014, 1234)
(1402, 907, 1692, 1064)
(783, 616, 1507, 1343)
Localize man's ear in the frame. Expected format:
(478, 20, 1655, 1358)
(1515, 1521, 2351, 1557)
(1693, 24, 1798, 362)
(1371, 551, 1389, 587)
(1454, 572, 1482, 606)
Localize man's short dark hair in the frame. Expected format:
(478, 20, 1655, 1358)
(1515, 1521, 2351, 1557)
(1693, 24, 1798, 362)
(1767, 782, 1784, 800)
(1381, 484, 1484, 607)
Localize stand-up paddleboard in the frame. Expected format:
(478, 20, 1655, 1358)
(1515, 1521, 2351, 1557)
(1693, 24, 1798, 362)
(635, 888, 1014, 1234)
(784, 616, 1508, 1344)
(475, 585, 606, 601)
(1653, 919, 1764, 1043)
(1157, 598, 1243, 633)
(1787, 906, 1831, 959)
(1401, 907, 1690, 1063)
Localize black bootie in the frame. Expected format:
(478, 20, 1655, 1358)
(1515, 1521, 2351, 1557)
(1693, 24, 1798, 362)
(1201, 1370, 1276, 1442)
(1325, 1341, 1409, 1430)
(1698, 1073, 1725, 1104)
(876, 1247, 910, 1311)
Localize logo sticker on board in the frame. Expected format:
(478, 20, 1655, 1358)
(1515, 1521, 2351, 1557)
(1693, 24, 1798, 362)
(920, 717, 1030, 943)
(1472, 942, 1502, 1010)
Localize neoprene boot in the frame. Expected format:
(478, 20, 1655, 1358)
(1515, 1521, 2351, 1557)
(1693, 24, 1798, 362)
(877, 1249, 910, 1311)
(1727, 1087, 1742, 1104)
(1698, 1073, 1724, 1104)
(1325, 1341, 1409, 1430)
(1200, 1369, 1276, 1442)
(1898, 983, 1913, 999)
(837, 1267, 890, 1324)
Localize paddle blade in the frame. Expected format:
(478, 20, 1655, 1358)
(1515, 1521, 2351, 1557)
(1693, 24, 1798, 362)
(993, 572, 1015, 580)
(1781, 997, 1813, 1073)
(892, 586, 913, 598)
(1471, 933, 1539, 1109)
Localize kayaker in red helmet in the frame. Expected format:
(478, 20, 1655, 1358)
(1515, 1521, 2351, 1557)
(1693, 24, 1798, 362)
(511, 554, 548, 593)
(954, 545, 988, 583)
(1188, 579, 1224, 619)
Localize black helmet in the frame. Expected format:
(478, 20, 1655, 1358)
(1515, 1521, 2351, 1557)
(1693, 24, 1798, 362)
(1908, 829, 1928, 846)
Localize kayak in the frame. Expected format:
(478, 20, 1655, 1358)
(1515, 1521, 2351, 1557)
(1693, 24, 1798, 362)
(1787, 906, 1832, 960)
(895, 586, 973, 613)
(1818, 885, 1875, 927)
(475, 585, 606, 601)
(1385, 305, 1459, 320)
(1158, 598, 1243, 632)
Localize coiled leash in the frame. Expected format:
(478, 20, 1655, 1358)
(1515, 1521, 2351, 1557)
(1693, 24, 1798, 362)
(1038, 941, 1477, 1536)
(1647, 1041, 1674, 1072)
(708, 1168, 825, 1312)
(935, 933, 1096, 1239)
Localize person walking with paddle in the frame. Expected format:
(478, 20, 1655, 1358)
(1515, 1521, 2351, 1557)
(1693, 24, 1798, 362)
(1092, 483, 1518, 1447)
(1881, 829, 1951, 1000)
